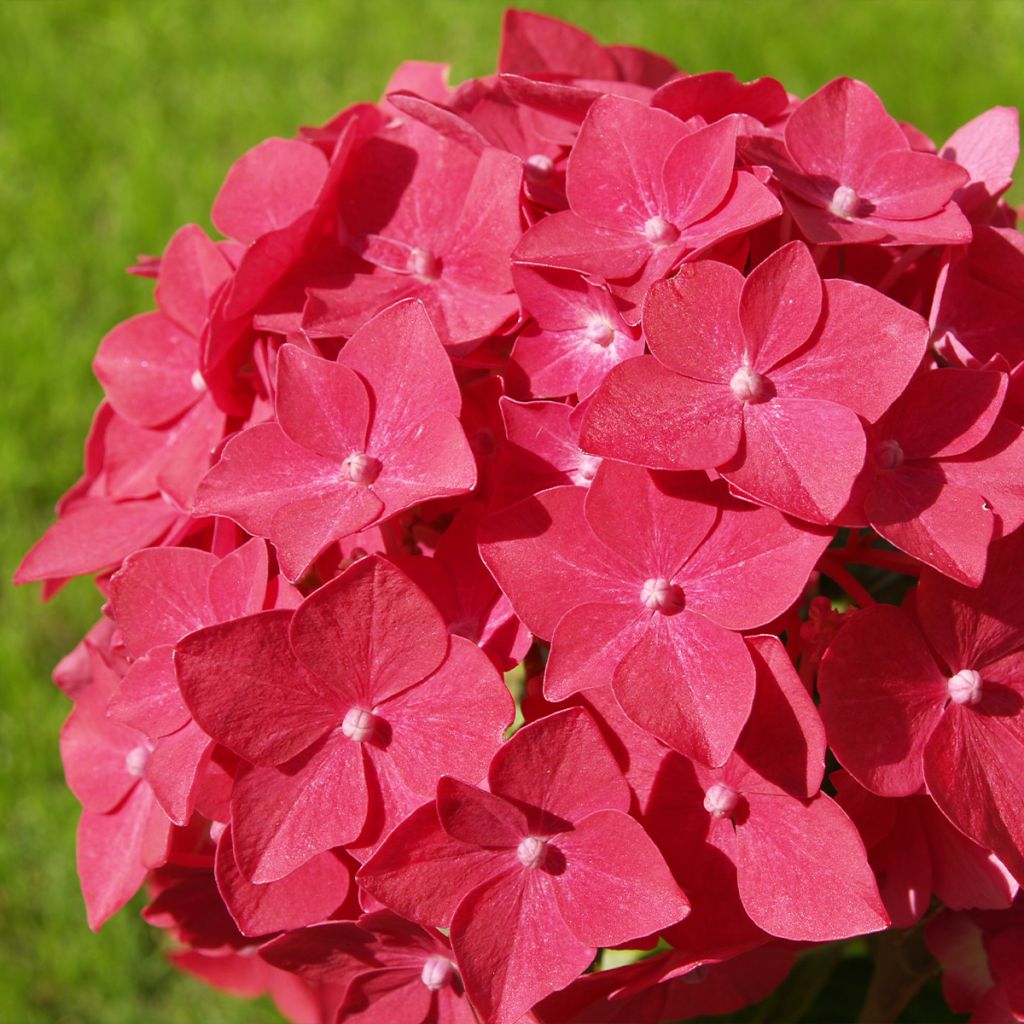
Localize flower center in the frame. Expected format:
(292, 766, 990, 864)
(342, 707, 380, 743)
(420, 955, 455, 991)
(516, 835, 549, 870)
(873, 439, 905, 470)
(729, 365, 768, 403)
(643, 216, 680, 246)
(830, 185, 862, 219)
(640, 577, 685, 614)
(948, 669, 983, 706)
(190, 369, 207, 392)
(407, 247, 441, 281)
(703, 782, 740, 819)
(124, 745, 149, 778)
(584, 319, 616, 347)
(341, 452, 381, 486)
(524, 154, 555, 184)
(574, 453, 602, 486)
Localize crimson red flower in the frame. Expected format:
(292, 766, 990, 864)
(359, 709, 688, 1024)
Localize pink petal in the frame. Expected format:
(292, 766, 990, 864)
(680, 501, 831, 629)
(661, 116, 740, 227)
(643, 260, 744, 382)
(585, 462, 718, 576)
(724, 396, 866, 523)
(544, 603, 646, 702)
(342, 969, 434, 1024)
(154, 224, 233, 336)
(259, 920, 378, 988)
(373, 635, 514, 801)
(776, 279, 929, 422)
(498, 9, 617, 78)
(567, 96, 693, 234)
(144, 719, 212, 825)
(109, 644, 189, 737)
(231, 733, 368, 883)
(881, 368, 1006, 459)
(785, 78, 907, 185)
(77, 784, 169, 930)
(93, 312, 200, 427)
(289, 555, 449, 708)
(736, 787, 889, 941)
(864, 149, 969, 219)
(581, 356, 743, 471)
(15, 497, 181, 584)
(275, 345, 371, 459)
(358, 803, 516, 927)
(175, 610, 339, 766)
(370, 410, 478, 516)
(479, 486, 636, 639)
(867, 468, 993, 586)
(452, 869, 594, 1024)
(739, 241, 822, 371)
(212, 137, 327, 244)
(925, 676, 1024, 885)
(682, 169, 783, 255)
(818, 605, 946, 797)
(738, 635, 826, 798)
(552, 809, 689, 946)
(613, 613, 755, 767)
(437, 776, 529, 848)
(489, 708, 631, 828)
(513, 209, 650, 282)
(207, 537, 270, 622)
(109, 546, 218, 657)
(339, 300, 462, 452)
(215, 825, 350, 936)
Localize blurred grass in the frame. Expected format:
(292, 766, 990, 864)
(0, 0, 1020, 1020)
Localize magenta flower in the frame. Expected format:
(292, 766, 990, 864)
(583, 240, 930, 522)
(819, 528, 1024, 883)
(772, 77, 972, 245)
(481, 462, 828, 764)
(359, 709, 688, 1024)
(194, 300, 477, 580)
(176, 556, 513, 881)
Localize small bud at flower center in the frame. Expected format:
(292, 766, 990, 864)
(517, 835, 549, 869)
(730, 365, 767, 403)
(643, 216, 680, 246)
(421, 955, 455, 991)
(341, 452, 382, 486)
(575, 453, 602, 485)
(524, 154, 555, 184)
(874, 439, 905, 470)
(407, 247, 441, 281)
(830, 185, 862, 219)
(704, 782, 740, 819)
(191, 369, 207, 392)
(584, 319, 616, 347)
(125, 745, 149, 778)
(948, 669, 983, 706)
(640, 577, 685, 614)
(342, 707, 380, 743)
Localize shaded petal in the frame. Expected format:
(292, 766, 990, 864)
(614, 614, 755, 767)
(724, 397, 866, 523)
(552, 809, 689, 946)
(581, 356, 742, 471)
(488, 708, 630, 829)
(175, 610, 339, 767)
(818, 605, 946, 797)
(290, 555, 449, 708)
(437, 776, 529, 848)
(231, 733, 368, 883)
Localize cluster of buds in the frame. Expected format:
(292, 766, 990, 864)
(18, 9, 1024, 1024)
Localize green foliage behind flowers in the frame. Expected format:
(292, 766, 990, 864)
(1, 1, 1019, 1020)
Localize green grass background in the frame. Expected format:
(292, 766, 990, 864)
(2, 1, 1020, 1020)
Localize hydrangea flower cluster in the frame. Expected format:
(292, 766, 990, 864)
(19, 9, 1024, 1023)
